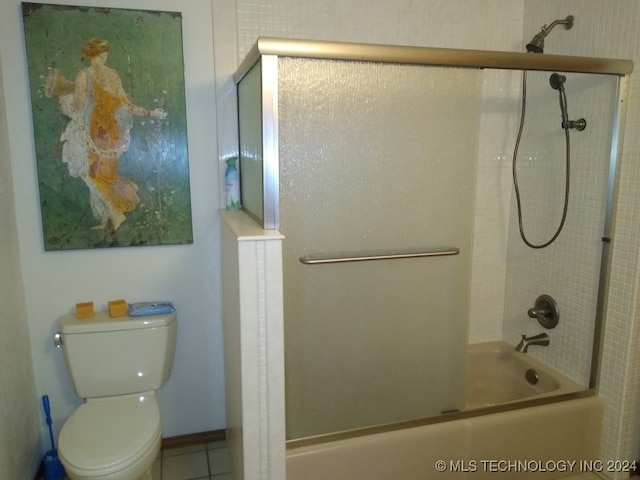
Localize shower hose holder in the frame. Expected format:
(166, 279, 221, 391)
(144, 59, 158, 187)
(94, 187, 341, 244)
(563, 118, 587, 131)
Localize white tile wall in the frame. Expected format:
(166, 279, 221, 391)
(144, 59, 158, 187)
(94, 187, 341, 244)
(523, 1, 640, 474)
(220, 211, 286, 480)
(236, 0, 524, 61)
(468, 68, 520, 342)
(502, 70, 618, 387)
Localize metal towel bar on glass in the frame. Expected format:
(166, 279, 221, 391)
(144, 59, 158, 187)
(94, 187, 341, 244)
(299, 247, 460, 265)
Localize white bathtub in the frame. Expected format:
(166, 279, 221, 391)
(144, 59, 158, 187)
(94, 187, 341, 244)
(287, 341, 603, 480)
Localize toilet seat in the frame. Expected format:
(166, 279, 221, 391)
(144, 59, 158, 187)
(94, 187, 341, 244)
(58, 392, 161, 479)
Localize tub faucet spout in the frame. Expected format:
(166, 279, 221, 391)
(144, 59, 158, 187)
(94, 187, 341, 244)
(515, 333, 550, 353)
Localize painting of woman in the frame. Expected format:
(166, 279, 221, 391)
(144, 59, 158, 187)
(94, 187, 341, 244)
(48, 38, 167, 232)
(22, 4, 192, 250)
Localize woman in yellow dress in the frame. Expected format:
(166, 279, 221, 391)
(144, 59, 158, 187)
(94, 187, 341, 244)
(47, 37, 166, 231)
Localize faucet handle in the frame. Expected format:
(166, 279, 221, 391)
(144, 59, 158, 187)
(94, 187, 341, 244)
(528, 307, 551, 318)
(528, 295, 559, 329)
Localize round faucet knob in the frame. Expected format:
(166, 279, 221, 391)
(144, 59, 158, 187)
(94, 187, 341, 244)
(528, 295, 559, 329)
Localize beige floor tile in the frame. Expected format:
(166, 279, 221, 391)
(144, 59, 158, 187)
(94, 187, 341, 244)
(150, 456, 162, 479)
(208, 446, 232, 475)
(162, 450, 209, 480)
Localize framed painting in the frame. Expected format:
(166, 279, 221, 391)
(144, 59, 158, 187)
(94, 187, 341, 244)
(21, 3, 193, 250)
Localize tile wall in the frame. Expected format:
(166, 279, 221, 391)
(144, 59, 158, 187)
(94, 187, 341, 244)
(523, 2, 640, 474)
(502, 71, 619, 387)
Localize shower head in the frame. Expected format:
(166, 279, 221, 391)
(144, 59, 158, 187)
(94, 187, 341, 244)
(549, 73, 566, 90)
(525, 32, 547, 54)
(525, 15, 574, 53)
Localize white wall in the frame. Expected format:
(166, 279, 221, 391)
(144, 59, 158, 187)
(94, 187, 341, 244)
(0, 52, 41, 480)
(0, 0, 225, 443)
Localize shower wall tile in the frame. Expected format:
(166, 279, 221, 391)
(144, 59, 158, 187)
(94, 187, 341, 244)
(236, 0, 524, 62)
(468, 69, 521, 343)
(502, 70, 617, 387)
(523, 0, 640, 473)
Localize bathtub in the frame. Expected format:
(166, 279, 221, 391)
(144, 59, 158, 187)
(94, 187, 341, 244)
(465, 341, 584, 409)
(286, 341, 603, 480)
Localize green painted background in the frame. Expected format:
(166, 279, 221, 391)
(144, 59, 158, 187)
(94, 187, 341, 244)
(22, 3, 193, 250)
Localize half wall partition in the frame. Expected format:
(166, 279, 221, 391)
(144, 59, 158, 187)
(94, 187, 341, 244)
(233, 37, 632, 443)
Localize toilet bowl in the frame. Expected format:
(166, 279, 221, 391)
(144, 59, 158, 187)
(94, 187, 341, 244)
(54, 311, 177, 480)
(58, 393, 161, 480)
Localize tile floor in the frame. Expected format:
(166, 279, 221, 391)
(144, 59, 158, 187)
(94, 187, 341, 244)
(151, 440, 234, 480)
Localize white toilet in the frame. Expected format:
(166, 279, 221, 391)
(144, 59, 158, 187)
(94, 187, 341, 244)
(54, 310, 177, 480)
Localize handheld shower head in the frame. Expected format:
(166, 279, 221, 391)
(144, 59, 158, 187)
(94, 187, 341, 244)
(525, 15, 574, 53)
(548, 73, 586, 131)
(549, 73, 567, 90)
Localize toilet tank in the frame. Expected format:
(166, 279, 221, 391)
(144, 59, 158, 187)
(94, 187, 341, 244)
(57, 311, 177, 398)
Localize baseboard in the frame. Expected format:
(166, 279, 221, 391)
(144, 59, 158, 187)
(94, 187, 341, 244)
(161, 429, 227, 450)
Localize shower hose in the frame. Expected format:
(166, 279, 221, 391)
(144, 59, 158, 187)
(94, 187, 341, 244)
(512, 70, 571, 249)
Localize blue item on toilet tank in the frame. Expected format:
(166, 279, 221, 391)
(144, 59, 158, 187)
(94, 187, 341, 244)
(128, 301, 175, 316)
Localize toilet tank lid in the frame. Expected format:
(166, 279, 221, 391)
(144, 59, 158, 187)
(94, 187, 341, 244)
(59, 311, 176, 334)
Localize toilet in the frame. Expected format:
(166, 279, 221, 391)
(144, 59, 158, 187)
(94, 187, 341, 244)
(54, 310, 177, 480)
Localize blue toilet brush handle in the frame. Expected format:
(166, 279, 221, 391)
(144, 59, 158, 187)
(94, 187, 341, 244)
(42, 395, 57, 452)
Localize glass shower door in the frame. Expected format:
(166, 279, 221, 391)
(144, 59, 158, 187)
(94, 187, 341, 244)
(278, 58, 481, 439)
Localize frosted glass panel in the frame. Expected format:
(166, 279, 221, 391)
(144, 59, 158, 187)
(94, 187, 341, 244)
(238, 62, 263, 223)
(278, 58, 481, 439)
